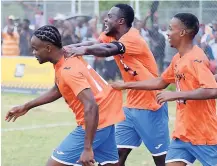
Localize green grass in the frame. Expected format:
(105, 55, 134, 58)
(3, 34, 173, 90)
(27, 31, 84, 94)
(1, 92, 201, 166)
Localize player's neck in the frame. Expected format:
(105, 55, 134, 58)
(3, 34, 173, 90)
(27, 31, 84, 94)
(115, 27, 130, 40)
(50, 49, 64, 64)
(177, 40, 194, 57)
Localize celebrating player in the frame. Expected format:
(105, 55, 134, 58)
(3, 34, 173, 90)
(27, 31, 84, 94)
(5, 25, 125, 166)
(65, 4, 170, 166)
(112, 13, 217, 166)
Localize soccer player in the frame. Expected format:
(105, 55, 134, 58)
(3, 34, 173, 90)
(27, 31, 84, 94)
(65, 4, 170, 166)
(5, 25, 125, 166)
(111, 13, 217, 166)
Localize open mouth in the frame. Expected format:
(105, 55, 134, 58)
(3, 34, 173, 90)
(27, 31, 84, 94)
(104, 23, 109, 31)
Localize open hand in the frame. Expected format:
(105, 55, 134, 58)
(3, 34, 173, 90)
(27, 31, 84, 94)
(110, 81, 126, 90)
(5, 105, 29, 122)
(156, 91, 178, 105)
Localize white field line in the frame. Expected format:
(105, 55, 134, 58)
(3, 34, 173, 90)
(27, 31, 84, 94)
(2, 122, 74, 132)
(2, 116, 176, 132)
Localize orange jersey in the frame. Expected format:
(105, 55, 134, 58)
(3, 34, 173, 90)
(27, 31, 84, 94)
(54, 56, 125, 129)
(162, 45, 217, 145)
(98, 28, 161, 110)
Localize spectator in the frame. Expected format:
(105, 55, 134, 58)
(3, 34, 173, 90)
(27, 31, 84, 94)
(201, 34, 215, 60)
(149, 24, 166, 74)
(3, 15, 18, 33)
(134, 18, 150, 46)
(2, 25, 20, 56)
(19, 19, 34, 56)
(210, 30, 217, 74)
(87, 16, 99, 39)
(212, 20, 217, 32)
(194, 24, 205, 46)
(211, 31, 217, 60)
(17, 23, 23, 35)
(62, 20, 80, 46)
(53, 14, 65, 36)
(75, 17, 88, 41)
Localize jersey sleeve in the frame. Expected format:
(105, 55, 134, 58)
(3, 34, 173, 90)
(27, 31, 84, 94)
(62, 69, 91, 96)
(161, 58, 175, 84)
(98, 32, 112, 43)
(191, 59, 217, 88)
(119, 37, 142, 56)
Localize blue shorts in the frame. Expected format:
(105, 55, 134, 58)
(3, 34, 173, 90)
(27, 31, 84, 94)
(166, 139, 217, 166)
(52, 125, 118, 166)
(115, 103, 170, 156)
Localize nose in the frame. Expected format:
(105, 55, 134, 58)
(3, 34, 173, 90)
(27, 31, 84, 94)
(104, 17, 108, 23)
(166, 30, 170, 37)
(32, 49, 36, 56)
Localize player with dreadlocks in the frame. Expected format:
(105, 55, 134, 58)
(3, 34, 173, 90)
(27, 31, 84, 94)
(5, 25, 125, 166)
(112, 13, 217, 166)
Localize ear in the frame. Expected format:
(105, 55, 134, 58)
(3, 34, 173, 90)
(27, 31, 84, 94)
(119, 18, 125, 25)
(180, 29, 186, 37)
(46, 44, 52, 53)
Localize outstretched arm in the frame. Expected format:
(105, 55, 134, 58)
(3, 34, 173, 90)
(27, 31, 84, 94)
(157, 88, 217, 105)
(5, 85, 62, 122)
(24, 84, 62, 110)
(111, 77, 169, 91)
(65, 42, 125, 58)
(69, 40, 100, 47)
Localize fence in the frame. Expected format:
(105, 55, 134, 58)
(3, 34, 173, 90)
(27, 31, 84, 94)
(2, 1, 217, 27)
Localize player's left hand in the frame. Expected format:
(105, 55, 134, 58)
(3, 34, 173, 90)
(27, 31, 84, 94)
(64, 46, 86, 58)
(156, 91, 178, 105)
(77, 148, 95, 166)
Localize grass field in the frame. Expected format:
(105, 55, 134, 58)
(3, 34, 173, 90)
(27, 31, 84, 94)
(2, 92, 201, 166)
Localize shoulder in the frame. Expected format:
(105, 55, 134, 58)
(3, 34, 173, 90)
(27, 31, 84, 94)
(62, 57, 85, 76)
(98, 32, 114, 43)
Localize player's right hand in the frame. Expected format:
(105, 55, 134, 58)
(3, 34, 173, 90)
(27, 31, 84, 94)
(110, 81, 126, 90)
(5, 105, 29, 122)
(63, 46, 75, 58)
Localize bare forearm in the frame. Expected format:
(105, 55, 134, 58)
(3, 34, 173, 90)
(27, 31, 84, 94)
(176, 88, 217, 100)
(69, 41, 99, 47)
(85, 42, 122, 57)
(85, 45, 112, 57)
(24, 85, 62, 110)
(84, 103, 99, 150)
(123, 77, 169, 90)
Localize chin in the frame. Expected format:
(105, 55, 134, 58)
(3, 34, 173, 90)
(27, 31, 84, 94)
(104, 30, 110, 36)
(37, 60, 45, 64)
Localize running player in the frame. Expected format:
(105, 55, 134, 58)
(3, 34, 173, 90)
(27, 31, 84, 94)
(65, 4, 170, 166)
(111, 13, 217, 166)
(5, 25, 125, 166)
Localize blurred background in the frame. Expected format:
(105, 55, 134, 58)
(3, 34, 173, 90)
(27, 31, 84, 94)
(1, 1, 217, 87)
